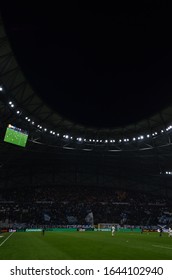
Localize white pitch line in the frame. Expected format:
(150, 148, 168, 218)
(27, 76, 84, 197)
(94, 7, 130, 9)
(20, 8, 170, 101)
(152, 245, 172, 250)
(0, 232, 14, 247)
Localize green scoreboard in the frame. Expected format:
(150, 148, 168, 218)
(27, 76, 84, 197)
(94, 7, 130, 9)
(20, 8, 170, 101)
(4, 124, 28, 147)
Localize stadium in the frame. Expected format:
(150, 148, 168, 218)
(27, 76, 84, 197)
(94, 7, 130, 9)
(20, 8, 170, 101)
(0, 3, 172, 260)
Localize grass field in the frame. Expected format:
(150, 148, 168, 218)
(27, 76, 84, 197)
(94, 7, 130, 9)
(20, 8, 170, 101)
(0, 231, 172, 260)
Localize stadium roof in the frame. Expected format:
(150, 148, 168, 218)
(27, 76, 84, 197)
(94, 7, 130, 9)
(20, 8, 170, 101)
(1, 7, 172, 138)
(0, 5, 172, 196)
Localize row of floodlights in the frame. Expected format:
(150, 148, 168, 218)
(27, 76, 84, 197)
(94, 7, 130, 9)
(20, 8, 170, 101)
(6, 98, 172, 144)
(165, 171, 172, 175)
(160, 171, 172, 175)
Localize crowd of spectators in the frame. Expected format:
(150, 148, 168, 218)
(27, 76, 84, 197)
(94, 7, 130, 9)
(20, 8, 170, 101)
(0, 185, 171, 228)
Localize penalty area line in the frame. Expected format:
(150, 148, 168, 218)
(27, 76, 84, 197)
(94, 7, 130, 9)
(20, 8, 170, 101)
(0, 232, 14, 247)
(152, 245, 172, 250)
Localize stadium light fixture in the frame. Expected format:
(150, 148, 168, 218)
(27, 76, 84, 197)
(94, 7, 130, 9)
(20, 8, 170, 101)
(0, 86, 3, 91)
(166, 125, 172, 131)
(63, 135, 69, 138)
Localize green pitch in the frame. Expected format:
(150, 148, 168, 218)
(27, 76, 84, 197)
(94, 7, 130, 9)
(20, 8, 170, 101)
(0, 231, 172, 260)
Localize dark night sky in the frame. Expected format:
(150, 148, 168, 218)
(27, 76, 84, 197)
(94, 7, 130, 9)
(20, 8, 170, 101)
(1, 1, 172, 128)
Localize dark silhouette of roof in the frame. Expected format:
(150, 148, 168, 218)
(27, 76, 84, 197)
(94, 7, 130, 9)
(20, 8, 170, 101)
(0, 3, 172, 196)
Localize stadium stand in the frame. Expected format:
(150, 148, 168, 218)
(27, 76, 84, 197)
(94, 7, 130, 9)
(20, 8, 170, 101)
(0, 186, 171, 229)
